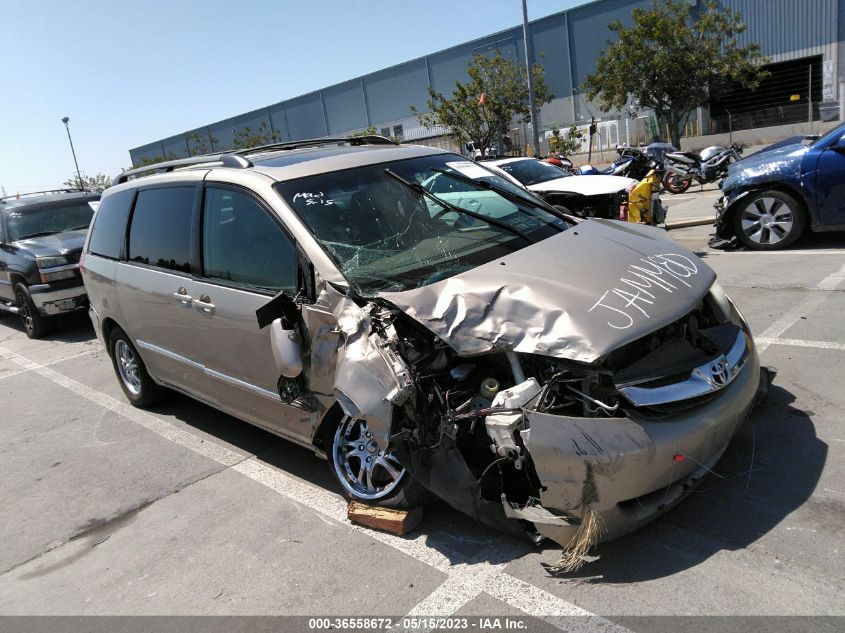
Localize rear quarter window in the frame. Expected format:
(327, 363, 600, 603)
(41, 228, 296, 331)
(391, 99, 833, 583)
(88, 189, 134, 259)
(128, 187, 195, 273)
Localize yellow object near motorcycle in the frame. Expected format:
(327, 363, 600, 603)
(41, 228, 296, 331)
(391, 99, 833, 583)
(625, 169, 666, 225)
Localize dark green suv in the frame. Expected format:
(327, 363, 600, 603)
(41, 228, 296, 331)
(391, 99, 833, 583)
(0, 189, 100, 338)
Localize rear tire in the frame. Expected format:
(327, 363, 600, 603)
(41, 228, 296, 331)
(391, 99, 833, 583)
(326, 412, 429, 510)
(733, 190, 806, 250)
(109, 327, 165, 407)
(662, 172, 691, 194)
(15, 284, 53, 339)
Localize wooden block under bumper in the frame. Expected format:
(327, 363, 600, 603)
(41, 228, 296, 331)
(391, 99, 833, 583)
(347, 501, 423, 535)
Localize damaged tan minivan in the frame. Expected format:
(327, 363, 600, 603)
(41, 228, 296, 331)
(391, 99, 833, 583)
(81, 137, 768, 564)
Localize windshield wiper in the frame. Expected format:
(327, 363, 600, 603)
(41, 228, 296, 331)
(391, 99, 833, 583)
(383, 169, 536, 245)
(430, 167, 570, 225)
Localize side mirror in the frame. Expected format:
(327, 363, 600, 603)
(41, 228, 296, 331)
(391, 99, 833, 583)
(256, 290, 303, 379)
(270, 318, 303, 378)
(835, 134, 845, 151)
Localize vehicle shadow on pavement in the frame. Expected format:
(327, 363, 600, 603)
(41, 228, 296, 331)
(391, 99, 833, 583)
(0, 310, 96, 343)
(553, 384, 827, 582)
(794, 232, 845, 250)
(150, 392, 292, 462)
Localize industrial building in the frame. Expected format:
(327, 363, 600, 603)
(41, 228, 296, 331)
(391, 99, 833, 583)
(129, 0, 844, 165)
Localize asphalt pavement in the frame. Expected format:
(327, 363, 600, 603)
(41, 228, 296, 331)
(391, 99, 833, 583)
(0, 197, 843, 631)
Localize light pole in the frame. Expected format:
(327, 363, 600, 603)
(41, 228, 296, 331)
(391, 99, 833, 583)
(61, 117, 84, 190)
(522, 0, 541, 157)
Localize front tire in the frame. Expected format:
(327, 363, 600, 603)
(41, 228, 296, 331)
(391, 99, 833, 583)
(109, 327, 165, 407)
(15, 284, 53, 339)
(328, 413, 428, 509)
(733, 191, 805, 250)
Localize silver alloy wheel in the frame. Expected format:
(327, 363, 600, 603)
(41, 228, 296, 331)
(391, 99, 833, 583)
(332, 415, 405, 501)
(115, 339, 142, 396)
(741, 196, 794, 245)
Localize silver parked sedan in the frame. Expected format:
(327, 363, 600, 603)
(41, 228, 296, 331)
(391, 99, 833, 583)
(81, 137, 768, 569)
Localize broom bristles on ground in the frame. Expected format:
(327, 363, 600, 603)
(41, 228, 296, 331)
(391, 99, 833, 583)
(549, 507, 604, 574)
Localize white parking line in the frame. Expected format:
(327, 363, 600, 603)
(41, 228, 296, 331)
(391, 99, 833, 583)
(0, 346, 243, 467)
(756, 337, 845, 352)
(0, 344, 627, 631)
(0, 349, 95, 382)
(756, 263, 845, 354)
(705, 250, 845, 256)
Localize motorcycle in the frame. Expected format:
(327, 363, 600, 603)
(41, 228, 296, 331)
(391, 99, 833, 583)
(662, 143, 743, 194)
(579, 145, 659, 181)
(544, 154, 577, 174)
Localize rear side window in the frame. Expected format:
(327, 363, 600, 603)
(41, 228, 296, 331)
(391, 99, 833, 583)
(202, 187, 297, 292)
(88, 190, 133, 259)
(128, 187, 195, 273)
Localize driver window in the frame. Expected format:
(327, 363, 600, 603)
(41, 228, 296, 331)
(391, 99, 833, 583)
(202, 187, 297, 292)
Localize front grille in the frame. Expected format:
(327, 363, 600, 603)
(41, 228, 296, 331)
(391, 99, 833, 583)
(66, 252, 81, 264)
(632, 390, 722, 417)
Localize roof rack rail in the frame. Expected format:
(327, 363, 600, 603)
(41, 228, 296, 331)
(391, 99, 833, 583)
(115, 135, 399, 187)
(0, 188, 90, 202)
(236, 134, 398, 156)
(113, 153, 253, 186)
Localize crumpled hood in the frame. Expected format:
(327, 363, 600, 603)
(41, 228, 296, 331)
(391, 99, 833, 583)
(528, 174, 636, 197)
(381, 219, 716, 363)
(13, 229, 87, 258)
(723, 143, 807, 193)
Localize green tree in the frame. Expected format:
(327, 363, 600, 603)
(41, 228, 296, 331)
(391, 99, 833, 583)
(232, 121, 281, 149)
(63, 173, 112, 192)
(137, 152, 178, 167)
(412, 50, 553, 154)
(548, 124, 583, 157)
(583, 0, 767, 148)
(349, 125, 379, 137)
(185, 131, 218, 156)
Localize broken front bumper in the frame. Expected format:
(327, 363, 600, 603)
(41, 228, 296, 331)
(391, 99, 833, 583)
(525, 342, 761, 546)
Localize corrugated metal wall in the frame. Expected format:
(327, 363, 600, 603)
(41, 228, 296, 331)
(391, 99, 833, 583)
(720, 0, 839, 103)
(720, 0, 837, 58)
(129, 0, 840, 166)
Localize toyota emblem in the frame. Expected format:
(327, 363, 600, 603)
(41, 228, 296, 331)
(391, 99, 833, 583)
(710, 357, 731, 386)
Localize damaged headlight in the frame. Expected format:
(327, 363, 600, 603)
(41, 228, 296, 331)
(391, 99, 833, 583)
(709, 281, 748, 328)
(708, 282, 732, 321)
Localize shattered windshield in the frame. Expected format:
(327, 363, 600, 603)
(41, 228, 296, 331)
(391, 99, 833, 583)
(495, 159, 570, 186)
(274, 153, 569, 295)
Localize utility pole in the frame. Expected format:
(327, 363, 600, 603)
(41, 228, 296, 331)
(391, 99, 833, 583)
(61, 117, 84, 190)
(522, 0, 540, 157)
(808, 64, 813, 132)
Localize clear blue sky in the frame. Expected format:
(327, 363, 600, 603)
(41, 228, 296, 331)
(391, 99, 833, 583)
(0, 0, 583, 193)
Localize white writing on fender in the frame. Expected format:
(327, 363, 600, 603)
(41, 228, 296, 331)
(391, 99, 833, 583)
(588, 253, 700, 330)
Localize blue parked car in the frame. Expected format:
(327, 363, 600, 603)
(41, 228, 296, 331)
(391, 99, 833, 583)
(713, 121, 845, 249)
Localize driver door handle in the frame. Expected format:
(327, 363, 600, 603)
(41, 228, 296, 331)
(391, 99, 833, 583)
(194, 294, 215, 314)
(173, 288, 192, 305)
